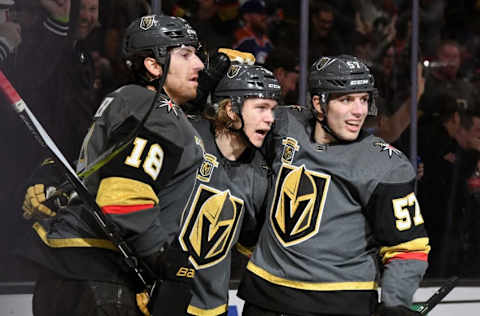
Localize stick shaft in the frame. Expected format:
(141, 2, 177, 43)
(0, 70, 152, 292)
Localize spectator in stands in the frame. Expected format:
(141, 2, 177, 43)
(0, 20, 20, 63)
(418, 0, 446, 58)
(233, 0, 272, 64)
(12, 0, 99, 163)
(369, 61, 425, 145)
(420, 101, 480, 277)
(0, 0, 21, 63)
(102, 0, 150, 87)
(308, 1, 351, 63)
(417, 95, 460, 277)
(419, 40, 476, 125)
(186, 0, 236, 55)
(263, 47, 299, 105)
(1, 0, 99, 283)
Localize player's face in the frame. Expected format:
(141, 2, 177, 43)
(465, 117, 480, 152)
(164, 46, 205, 105)
(240, 98, 277, 148)
(437, 43, 461, 80)
(74, 0, 99, 40)
(325, 92, 369, 141)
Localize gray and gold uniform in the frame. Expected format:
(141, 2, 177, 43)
(182, 118, 270, 315)
(238, 106, 430, 316)
(28, 84, 204, 280)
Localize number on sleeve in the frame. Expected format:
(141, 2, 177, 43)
(124, 137, 164, 180)
(392, 193, 424, 231)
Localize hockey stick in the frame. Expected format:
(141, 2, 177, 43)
(0, 70, 155, 295)
(415, 276, 459, 315)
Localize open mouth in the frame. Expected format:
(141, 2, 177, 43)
(255, 129, 269, 137)
(346, 121, 361, 128)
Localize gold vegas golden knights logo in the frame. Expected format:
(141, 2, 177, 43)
(180, 184, 243, 269)
(270, 164, 330, 247)
(197, 154, 219, 182)
(227, 64, 241, 78)
(281, 137, 300, 164)
(139, 15, 155, 30)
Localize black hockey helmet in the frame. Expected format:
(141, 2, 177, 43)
(309, 55, 377, 116)
(122, 14, 199, 65)
(213, 63, 281, 113)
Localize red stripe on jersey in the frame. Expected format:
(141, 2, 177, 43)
(101, 204, 154, 214)
(388, 251, 428, 263)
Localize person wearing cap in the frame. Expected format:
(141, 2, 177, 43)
(232, 0, 272, 64)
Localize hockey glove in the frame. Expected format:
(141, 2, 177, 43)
(375, 304, 421, 316)
(136, 291, 151, 316)
(184, 50, 231, 115)
(218, 48, 255, 65)
(22, 184, 61, 219)
(148, 238, 195, 316)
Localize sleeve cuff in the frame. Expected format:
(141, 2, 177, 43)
(0, 39, 9, 61)
(43, 17, 69, 36)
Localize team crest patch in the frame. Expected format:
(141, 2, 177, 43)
(227, 64, 241, 78)
(281, 137, 300, 164)
(157, 97, 178, 116)
(197, 153, 219, 182)
(313, 57, 335, 71)
(374, 141, 402, 158)
(140, 15, 155, 30)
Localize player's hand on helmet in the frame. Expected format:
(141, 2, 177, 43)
(22, 184, 65, 219)
(218, 48, 255, 65)
(375, 303, 421, 316)
(185, 49, 231, 114)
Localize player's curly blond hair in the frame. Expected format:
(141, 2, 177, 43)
(204, 98, 237, 136)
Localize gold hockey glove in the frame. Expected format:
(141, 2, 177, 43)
(218, 48, 255, 65)
(22, 184, 60, 219)
(136, 291, 151, 316)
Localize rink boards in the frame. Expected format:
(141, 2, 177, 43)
(1, 285, 480, 315)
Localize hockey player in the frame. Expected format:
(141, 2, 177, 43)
(183, 62, 280, 315)
(237, 55, 430, 316)
(21, 15, 205, 316)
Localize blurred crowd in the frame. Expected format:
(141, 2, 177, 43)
(2, 0, 480, 281)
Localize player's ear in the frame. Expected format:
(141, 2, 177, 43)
(312, 95, 325, 120)
(144, 57, 163, 78)
(225, 100, 239, 122)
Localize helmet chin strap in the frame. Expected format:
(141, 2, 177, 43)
(228, 112, 260, 149)
(314, 95, 344, 144)
(320, 117, 340, 142)
(227, 98, 260, 149)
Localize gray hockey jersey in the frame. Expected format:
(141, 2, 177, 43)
(238, 106, 430, 315)
(33, 84, 204, 259)
(182, 118, 270, 315)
